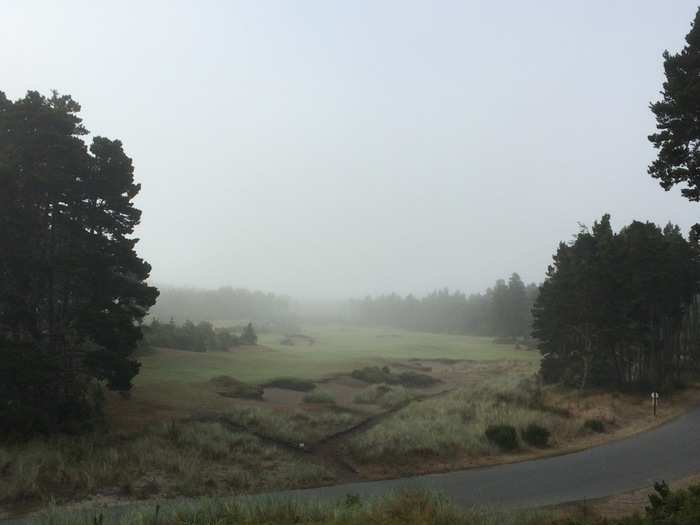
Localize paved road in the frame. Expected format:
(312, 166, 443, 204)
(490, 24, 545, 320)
(279, 405, 700, 508)
(6, 407, 700, 523)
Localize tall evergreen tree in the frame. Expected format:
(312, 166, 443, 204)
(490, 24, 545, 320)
(490, 279, 510, 335)
(533, 215, 700, 390)
(0, 91, 158, 434)
(506, 273, 528, 338)
(649, 7, 700, 201)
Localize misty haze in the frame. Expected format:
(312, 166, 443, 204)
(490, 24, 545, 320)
(4, 2, 700, 524)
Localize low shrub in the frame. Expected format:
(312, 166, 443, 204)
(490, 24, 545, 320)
(264, 377, 316, 392)
(303, 389, 336, 405)
(521, 423, 550, 448)
(353, 384, 413, 409)
(143, 318, 243, 352)
(582, 419, 605, 433)
(351, 367, 437, 388)
(485, 424, 518, 451)
(210, 376, 264, 400)
(351, 366, 394, 384)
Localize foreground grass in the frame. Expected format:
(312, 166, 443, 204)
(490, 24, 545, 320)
(0, 421, 334, 507)
(136, 325, 536, 384)
(223, 405, 359, 443)
(33, 482, 700, 525)
(34, 489, 553, 525)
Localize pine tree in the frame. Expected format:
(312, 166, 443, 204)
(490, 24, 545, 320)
(239, 322, 258, 345)
(649, 7, 700, 201)
(506, 273, 528, 338)
(0, 91, 158, 434)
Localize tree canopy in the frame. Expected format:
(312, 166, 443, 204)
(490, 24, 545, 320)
(0, 91, 158, 434)
(533, 215, 700, 390)
(649, 7, 700, 201)
(142, 319, 258, 352)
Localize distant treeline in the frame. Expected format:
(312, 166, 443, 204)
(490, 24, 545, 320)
(142, 319, 258, 352)
(348, 273, 538, 338)
(149, 286, 297, 329)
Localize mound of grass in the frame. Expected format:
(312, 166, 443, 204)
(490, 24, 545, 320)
(354, 384, 392, 404)
(351, 366, 394, 384)
(210, 375, 264, 400)
(350, 366, 438, 388)
(521, 423, 550, 448)
(485, 424, 518, 451)
(303, 389, 336, 405)
(377, 386, 414, 408)
(264, 377, 316, 392)
(353, 384, 413, 408)
(224, 405, 358, 443)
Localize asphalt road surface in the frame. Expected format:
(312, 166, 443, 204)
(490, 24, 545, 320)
(278, 405, 700, 508)
(6, 406, 700, 523)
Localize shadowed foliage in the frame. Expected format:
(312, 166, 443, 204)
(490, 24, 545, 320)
(0, 91, 158, 435)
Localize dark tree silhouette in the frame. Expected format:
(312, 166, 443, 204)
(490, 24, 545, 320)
(649, 7, 700, 201)
(239, 322, 258, 345)
(533, 215, 700, 390)
(0, 91, 158, 434)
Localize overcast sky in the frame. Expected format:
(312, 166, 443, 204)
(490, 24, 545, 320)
(3, 1, 700, 299)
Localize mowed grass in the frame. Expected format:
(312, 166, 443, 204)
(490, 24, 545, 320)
(136, 325, 537, 385)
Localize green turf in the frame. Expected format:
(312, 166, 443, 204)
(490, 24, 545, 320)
(136, 325, 538, 385)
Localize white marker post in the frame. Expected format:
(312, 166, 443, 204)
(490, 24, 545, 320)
(651, 392, 659, 417)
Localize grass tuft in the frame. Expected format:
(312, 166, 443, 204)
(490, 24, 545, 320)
(303, 389, 336, 405)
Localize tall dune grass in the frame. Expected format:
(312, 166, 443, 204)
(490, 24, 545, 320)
(0, 421, 334, 506)
(223, 405, 358, 443)
(347, 379, 579, 464)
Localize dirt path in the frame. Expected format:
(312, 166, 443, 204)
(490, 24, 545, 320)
(311, 389, 454, 478)
(191, 388, 455, 481)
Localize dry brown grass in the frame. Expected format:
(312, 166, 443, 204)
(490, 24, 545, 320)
(345, 380, 700, 477)
(0, 420, 335, 509)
